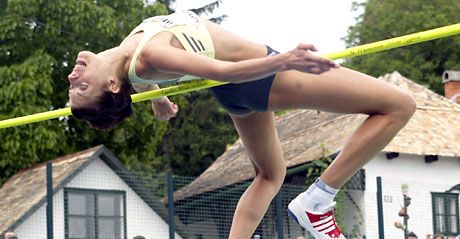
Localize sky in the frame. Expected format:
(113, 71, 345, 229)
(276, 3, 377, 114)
(173, 0, 365, 55)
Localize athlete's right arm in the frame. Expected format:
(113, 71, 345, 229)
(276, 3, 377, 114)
(132, 83, 178, 121)
(142, 42, 339, 83)
(132, 83, 165, 102)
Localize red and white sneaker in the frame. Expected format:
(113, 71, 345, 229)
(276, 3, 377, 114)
(288, 192, 346, 239)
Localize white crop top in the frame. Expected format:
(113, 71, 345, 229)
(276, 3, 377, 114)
(121, 11, 216, 85)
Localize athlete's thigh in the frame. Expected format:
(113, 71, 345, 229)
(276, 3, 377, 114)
(230, 112, 285, 176)
(268, 67, 411, 114)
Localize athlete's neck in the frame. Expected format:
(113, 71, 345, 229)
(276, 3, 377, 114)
(98, 46, 131, 81)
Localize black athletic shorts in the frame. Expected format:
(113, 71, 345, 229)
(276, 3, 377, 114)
(210, 45, 279, 115)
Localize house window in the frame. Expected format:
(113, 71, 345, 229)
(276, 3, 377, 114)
(64, 188, 126, 239)
(432, 192, 459, 235)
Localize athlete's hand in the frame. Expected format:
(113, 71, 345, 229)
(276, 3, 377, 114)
(286, 43, 340, 74)
(151, 97, 178, 121)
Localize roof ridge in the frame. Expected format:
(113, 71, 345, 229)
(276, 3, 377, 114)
(386, 71, 460, 111)
(417, 105, 460, 112)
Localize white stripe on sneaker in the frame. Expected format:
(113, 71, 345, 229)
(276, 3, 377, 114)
(310, 215, 333, 227)
(320, 224, 336, 234)
(315, 220, 334, 231)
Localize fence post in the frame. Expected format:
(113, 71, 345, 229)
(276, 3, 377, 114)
(376, 176, 385, 239)
(167, 172, 175, 239)
(275, 190, 284, 239)
(46, 161, 53, 239)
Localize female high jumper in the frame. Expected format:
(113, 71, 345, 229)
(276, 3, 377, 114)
(68, 11, 416, 238)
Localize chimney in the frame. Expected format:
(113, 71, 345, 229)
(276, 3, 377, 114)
(442, 70, 460, 104)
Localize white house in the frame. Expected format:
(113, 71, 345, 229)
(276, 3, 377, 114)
(172, 72, 460, 238)
(0, 145, 186, 239)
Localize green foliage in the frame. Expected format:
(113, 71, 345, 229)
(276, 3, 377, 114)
(189, 0, 227, 23)
(0, 51, 65, 184)
(0, 0, 168, 183)
(344, 0, 460, 93)
(158, 91, 238, 176)
(304, 143, 332, 186)
(0, 0, 233, 185)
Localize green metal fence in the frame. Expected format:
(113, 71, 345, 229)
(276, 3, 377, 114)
(5, 163, 460, 239)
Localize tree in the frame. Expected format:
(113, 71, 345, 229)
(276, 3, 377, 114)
(158, 0, 227, 23)
(344, 0, 460, 94)
(0, 0, 234, 184)
(0, 51, 64, 183)
(159, 90, 237, 176)
(0, 0, 170, 184)
(189, 0, 227, 23)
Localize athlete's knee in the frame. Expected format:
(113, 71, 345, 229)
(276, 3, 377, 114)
(257, 166, 286, 189)
(393, 91, 416, 122)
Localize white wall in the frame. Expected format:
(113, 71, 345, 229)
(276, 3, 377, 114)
(14, 158, 182, 239)
(363, 153, 460, 238)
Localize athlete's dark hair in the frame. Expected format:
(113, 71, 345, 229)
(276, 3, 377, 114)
(71, 79, 133, 130)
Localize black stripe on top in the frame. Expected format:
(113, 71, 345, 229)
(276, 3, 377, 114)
(190, 37, 203, 51)
(182, 33, 197, 52)
(197, 40, 206, 51)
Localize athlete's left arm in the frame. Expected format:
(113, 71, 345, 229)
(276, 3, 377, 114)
(142, 41, 338, 83)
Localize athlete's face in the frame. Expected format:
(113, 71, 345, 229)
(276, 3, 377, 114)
(68, 51, 110, 107)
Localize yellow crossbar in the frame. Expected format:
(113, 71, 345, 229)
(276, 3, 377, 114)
(1, 22, 460, 129)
